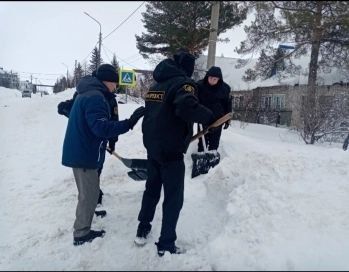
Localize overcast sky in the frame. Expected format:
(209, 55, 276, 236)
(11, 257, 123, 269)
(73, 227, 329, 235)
(0, 1, 248, 85)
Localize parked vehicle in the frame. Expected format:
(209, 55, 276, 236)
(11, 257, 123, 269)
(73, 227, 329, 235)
(22, 90, 31, 98)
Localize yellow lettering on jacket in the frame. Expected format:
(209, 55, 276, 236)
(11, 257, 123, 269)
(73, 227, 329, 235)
(145, 91, 164, 102)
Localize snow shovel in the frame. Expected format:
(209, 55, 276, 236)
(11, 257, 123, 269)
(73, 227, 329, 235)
(107, 148, 148, 181)
(190, 113, 232, 178)
(190, 113, 233, 142)
(191, 123, 221, 178)
(107, 113, 232, 181)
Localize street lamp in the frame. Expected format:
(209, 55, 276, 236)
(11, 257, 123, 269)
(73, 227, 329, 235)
(84, 11, 102, 67)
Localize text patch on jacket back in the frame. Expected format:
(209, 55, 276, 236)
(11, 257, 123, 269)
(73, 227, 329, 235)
(145, 91, 164, 102)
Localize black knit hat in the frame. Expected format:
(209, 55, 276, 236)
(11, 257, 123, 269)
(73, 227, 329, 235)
(206, 66, 222, 79)
(173, 48, 195, 77)
(95, 64, 119, 83)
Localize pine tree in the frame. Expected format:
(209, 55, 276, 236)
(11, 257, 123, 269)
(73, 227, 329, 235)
(136, 1, 247, 57)
(74, 62, 84, 86)
(237, 1, 349, 95)
(111, 54, 120, 71)
(89, 47, 103, 74)
(237, 1, 349, 144)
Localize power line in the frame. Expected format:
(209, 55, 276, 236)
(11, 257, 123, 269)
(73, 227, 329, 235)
(102, 45, 112, 63)
(103, 45, 139, 69)
(81, 40, 100, 65)
(103, 2, 145, 41)
(12, 71, 62, 76)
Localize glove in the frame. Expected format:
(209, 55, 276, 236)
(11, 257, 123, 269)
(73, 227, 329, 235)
(128, 106, 145, 130)
(57, 101, 69, 117)
(107, 141, 115, 154)
(223, 121, 230, 130)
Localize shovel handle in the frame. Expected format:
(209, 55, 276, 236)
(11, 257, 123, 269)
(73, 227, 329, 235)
(198, 123, 208, 152)
(106, 147, 122, 160)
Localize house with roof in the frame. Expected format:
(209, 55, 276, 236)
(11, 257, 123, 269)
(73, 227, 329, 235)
(194, 55, 349, 127)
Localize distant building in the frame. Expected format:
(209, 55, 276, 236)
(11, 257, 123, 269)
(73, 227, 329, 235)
(194, 55, 349, 127)
(0, 68, 20, 89)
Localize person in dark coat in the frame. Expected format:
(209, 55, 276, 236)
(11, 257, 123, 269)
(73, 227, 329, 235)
(134, 49, 215, 256)
(58, 70, 120, 206)
(61, 63, 145, 246)
(196, 66, 232, 151)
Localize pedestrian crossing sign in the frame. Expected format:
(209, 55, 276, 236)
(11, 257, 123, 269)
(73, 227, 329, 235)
(119, 69, 136, 86)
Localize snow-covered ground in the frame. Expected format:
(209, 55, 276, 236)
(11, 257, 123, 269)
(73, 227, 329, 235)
(0, 86, 348, 270)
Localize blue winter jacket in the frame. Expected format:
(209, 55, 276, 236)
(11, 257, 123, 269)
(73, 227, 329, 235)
(62, 76, 130, 169)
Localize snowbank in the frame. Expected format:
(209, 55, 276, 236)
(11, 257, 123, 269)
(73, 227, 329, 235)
(0, 86, 348, 270)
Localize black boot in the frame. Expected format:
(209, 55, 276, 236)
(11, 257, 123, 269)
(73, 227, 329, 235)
(134, 222, 152, 247)
(155, 242, 185, 257)
(73, 230, 106, 246)
(97, 189, 104, 205)
(94, 210, 107, 218)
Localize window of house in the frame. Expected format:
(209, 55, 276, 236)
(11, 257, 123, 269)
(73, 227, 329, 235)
(273, 95, 285, 110)
(261, 94, 285, 110)
(233, 96, 241, 109)
(239, 96, 244, 108)
(261, 95, 272, 109)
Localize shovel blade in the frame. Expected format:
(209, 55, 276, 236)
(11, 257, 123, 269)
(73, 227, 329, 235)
(127, 169, 148, 181)
(191, 151, 220, 178)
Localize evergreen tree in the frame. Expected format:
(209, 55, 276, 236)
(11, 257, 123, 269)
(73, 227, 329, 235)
(74, 62, 84, 86)
(237, 1, 349, 97)
(89, 47, 103, 74)
(82, 61, 88, 76)
(111, 54, 120, 71)
(237, 1, 349, 144)
(136, 1, 247, 57)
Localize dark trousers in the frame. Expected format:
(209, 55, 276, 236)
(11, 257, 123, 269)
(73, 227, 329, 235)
(137, 157, 185, 249)
(198, 125, 223, 151)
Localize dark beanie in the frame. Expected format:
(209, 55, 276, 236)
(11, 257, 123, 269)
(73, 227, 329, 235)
(206, 66, 222, 79)
(95, 64, 119, 83)
(173, 48, 195, 77)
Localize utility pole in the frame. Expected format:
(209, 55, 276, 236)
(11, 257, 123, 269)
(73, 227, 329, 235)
(84, 12, 102, 67)
(207, 1, 220, 69)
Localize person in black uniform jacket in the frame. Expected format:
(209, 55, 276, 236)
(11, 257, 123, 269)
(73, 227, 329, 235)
(57, 65, 120, 205)
(134, 49, 215, 256)
(196, 66, 232, 151)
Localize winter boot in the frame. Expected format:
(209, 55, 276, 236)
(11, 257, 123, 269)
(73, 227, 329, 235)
(73, 229, 106, 246)
(155, 242, 186, 257)
(134, 222, 152, 247)
(94, 210, 107, 218)
(97, 189, 104, 205)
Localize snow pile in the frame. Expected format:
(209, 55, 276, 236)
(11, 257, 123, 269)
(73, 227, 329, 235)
(0, 86, 348, 270)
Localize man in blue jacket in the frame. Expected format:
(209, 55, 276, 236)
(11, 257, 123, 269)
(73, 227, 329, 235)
(58, 70, 119, 206)
(62, 64, 145, 246)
